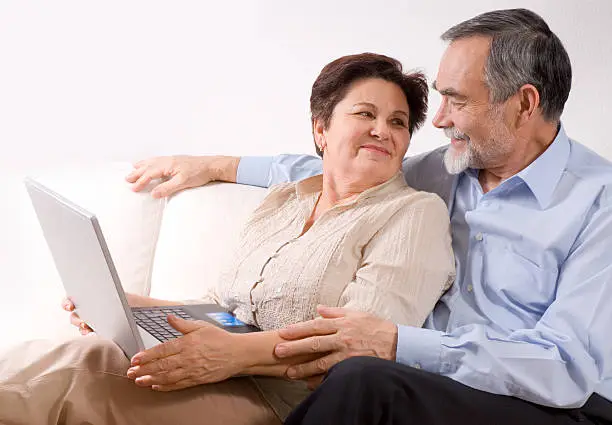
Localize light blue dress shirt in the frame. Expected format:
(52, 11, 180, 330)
(236, 125, 612, 408)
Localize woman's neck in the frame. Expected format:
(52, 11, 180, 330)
(319, 170, 384, 211)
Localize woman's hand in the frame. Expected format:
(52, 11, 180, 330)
(125, 155, 240, 198)
(127, 315, 250, 391)
(62, 293, 163, 335)
(61, 297, 94, 335)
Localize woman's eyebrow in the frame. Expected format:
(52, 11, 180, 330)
(352, 102, 409, 117)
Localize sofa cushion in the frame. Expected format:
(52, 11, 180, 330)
(149, 182, 267, 301)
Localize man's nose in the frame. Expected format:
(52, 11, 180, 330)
(432, 100, 452, 129)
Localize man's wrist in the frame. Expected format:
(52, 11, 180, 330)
(207, 156, 240, 183)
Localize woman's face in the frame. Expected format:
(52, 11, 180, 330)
(314, 78, 411, 187)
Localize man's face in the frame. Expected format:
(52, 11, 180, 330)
(432, 36, 515, 174)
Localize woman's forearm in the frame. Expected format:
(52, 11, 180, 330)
(126, 293, 182, 307)
(235, 330, 320, 377)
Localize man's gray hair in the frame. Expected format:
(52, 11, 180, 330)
(442, 8, 571, 122)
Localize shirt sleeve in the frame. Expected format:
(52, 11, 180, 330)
(339, 194, 455, 328)
(396, 193, 612, 408)
(237, 155, 323, 187)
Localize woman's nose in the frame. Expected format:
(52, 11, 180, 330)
(370, 120, 390, 140)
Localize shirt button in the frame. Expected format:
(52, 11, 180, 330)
(474, 233, 483, 241)
(275, 288, 282, 295)
(467, 284, 473, 293)
(251, 304, 258, 313)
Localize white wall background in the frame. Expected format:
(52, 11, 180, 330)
(0, 0, 611, 346)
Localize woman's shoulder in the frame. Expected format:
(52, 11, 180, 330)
(387, 183, 449, 212)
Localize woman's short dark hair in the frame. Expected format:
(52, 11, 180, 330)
(310, 53, 429, 157)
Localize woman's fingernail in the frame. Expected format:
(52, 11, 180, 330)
(286, 368, 297, 379)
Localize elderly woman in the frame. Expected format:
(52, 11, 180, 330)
(0, 53, 455, 424)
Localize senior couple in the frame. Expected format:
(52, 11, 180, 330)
(1, 7, 611, 425)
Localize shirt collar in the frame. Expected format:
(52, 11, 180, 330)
(462, 124, 570, 209)
(516, 123, 570, 209)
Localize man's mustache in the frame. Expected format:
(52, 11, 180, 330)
(444, 127, 470, 142)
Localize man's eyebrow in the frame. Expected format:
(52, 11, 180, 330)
(352, 102, 409, 118)
(431, 80, 467, 99)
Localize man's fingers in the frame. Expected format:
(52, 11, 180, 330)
(131, 169, 167, 192)
(150, 179, 184, 199)
(316, 305, 348, 319)
(131, 338, 183, 366)
(286, 352, 347, 380)
(125, 167, 144, 183)
(277, 317, 338, 342)
(275, 334, 339, 359)
(305, 375, 324, 391)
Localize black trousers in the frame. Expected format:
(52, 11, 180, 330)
(284, 357, 612, 425)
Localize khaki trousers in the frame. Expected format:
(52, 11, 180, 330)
(0, 336, 282, 425)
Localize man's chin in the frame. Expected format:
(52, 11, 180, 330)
(444, 146, 471, 175)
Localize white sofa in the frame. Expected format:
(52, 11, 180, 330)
(1, 162, 268, 352)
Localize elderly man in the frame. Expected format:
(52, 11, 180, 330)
(128, 8, 612, 425)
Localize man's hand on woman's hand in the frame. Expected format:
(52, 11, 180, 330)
(274, 306, 398, 384)
(127, 315, 249, 391)
(125, 155, 240, 199)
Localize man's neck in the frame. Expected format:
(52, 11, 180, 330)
(479, 121, 559, 193)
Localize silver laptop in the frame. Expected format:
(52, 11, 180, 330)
(24, 177, 258, 358)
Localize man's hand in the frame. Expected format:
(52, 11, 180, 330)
(125, 155, 239, 198)
(127, 315, 250, 391)
(274, 306, 398, 382)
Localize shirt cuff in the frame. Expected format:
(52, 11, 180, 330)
(236, 156, 273, 187)
(396, 325, 444, 373)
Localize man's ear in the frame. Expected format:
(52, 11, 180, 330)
(515, 84, 541, 127)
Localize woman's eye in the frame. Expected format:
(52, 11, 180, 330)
(357, 111, 374, 118)
(391, 118, 407, 127)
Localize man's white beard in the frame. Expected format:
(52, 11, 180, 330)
(443, 126, 474, 174)
(444, 143, 473, 175)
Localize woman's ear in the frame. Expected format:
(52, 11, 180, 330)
(312, 119, 327, 151)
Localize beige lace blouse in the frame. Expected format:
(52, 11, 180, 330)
(208, 172, 455, 331)
(199, 172, 456, 420)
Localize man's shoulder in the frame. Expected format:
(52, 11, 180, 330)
(566, 140, 612, 186)
(402, 145, 454, 205)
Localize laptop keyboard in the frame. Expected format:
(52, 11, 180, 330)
(132, 307, 194, 342)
